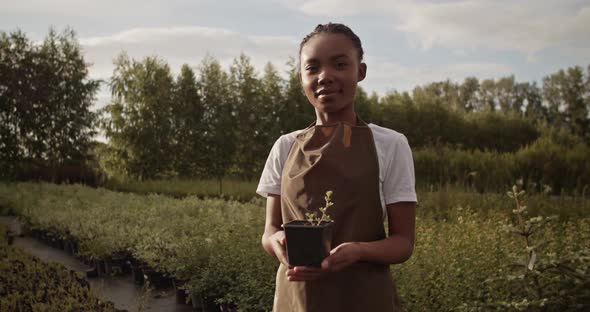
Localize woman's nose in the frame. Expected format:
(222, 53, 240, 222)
(317, 68, 334, 85)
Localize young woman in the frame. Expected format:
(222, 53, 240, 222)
(258, 23, 417, 312)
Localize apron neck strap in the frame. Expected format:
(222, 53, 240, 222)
(306, 114, 369, 128)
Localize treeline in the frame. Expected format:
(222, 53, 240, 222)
(1, 28, 589, 191)
(0, 29, 99, 180)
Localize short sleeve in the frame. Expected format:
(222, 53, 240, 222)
(256, 134, 297, 197)
(383, 134, 417, 205)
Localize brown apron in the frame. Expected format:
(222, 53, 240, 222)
(275, 119, 401, 312)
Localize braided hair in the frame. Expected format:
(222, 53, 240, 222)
(299, 23, 364, 61)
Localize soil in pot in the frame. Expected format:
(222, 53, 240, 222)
(282, 220, 333, 267)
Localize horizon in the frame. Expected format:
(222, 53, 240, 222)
(2, 0, 589, 112)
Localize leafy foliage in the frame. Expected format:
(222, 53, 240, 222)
(1, 183, 588, 311)
(0, 224, 121, 311)
(471, 182, 590, 311)
(0, 28, 100, 179)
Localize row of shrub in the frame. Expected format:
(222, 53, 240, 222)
(3, 124, 589, 201)
(372, 103, 540, 153)
(0, 183, 277, 311)
(102, 126, 590, 199)
(0, 224, 122, 311)
(96, 128, 590, 201)
(414, 128, 590, 194)
(103, 177, 257, 201)
(0, 183, 588, 311)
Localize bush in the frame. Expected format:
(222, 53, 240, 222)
(1, 183, 588, 311)
(0, 224, 121, 311)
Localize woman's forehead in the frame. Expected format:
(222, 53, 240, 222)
(300, 33, 358, 61)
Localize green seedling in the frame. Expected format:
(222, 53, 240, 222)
(305, 190, 334, 226)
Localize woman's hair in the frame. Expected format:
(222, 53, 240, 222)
(299, 23, 364, 61)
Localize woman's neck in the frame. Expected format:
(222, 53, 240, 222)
(315, 109, 357, 126)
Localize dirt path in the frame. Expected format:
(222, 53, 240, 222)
(1, 216, 194, 312)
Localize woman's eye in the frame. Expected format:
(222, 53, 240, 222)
(306, 66, 318, 72)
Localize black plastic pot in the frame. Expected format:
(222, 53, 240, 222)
(110, 253, 129, 275)
(173, 279, 188, 304)
(7, 234, 14, 245)
(190, 292, 205, 310)
(282, 220, 334, 267)
(103, 259, 113, 276)
(85, 259, 99, 278)
(143, 268, 172, 289)
(94, 258, 107, 277)
(63, 240, 78, 255)
(131, 264, 145, 285)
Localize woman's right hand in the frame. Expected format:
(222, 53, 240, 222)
(262, 194, 290, 266)
(268, 230, 289, 266)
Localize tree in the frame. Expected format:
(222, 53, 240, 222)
(0, 28, 99, 179)
(101, 53, 176, 179)
(458, 77, 480, 113)
(354, 86, 379, 122)
(173, 64, 203, 177)
(542, 66, 589, 138)
(228, 53, 265, 179)
(259, 62, 286, 161)
(479, 79, 497, 112)
(521, 82, 547, 123)
(198, 55, 235, 188)
(260, 62, 286, 133)
(412, 80, 461, 112)
(282, 57, 315, 131)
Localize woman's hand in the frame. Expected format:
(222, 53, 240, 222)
(268, 230, 289, 266)
(321, 242, 362, 272)
(286, 242, 362, 281)
(286, 266, 325, 281)
(261, 195, 291, 266)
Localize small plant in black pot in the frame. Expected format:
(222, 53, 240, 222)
(282, 190, 335, 267)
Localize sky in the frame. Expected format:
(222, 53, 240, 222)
(1, 0, 589, 111)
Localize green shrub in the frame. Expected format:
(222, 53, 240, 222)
(1, 182, 588, 311)
(0, 225, 120, 311)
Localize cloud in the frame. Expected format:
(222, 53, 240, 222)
(0, 0, 170, 18)
(80, 25, 515, 110)
(80, 26, 299, 80)
(281, 0, 590, 59)
(363, 56, 514, 94)
(79, 26, 299, 110)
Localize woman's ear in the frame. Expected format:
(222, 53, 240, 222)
(358, 62, 367, 82)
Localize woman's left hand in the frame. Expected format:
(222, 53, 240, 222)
(286, 242, 362, 281)
(321, 242, 362, 272)
(286, 266, 325, 281)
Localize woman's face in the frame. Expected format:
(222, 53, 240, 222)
(299, 33, 366, 115)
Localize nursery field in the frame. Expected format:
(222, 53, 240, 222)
(0, 182, 589, 311)
(0, 223, 122, 311)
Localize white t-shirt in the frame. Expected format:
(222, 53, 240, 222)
(256, 123, 417, 217)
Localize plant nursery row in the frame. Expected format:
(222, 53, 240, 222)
(0, 182, 589, 311)
(0, 224, 123, 311)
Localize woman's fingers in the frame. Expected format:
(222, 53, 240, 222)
(321, 242, 361, 272)
(286, 266, 325, 281)
(272, 231, 289, 266)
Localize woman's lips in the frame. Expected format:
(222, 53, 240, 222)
(315, 89, 339, 97)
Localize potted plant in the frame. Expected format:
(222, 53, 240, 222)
(282, 191, 335, 267)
